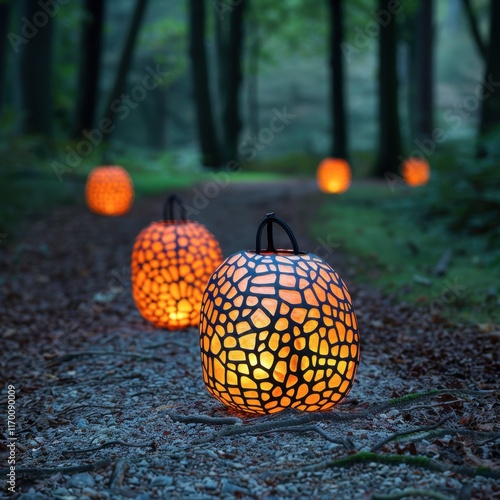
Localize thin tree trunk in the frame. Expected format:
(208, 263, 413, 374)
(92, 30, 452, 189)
(328, 0, 347, 159)
(222, 1, 247, 162)
(415, 0, 434, 139)
(101, 0, 148, 138)
(478, 0, 500, 152)
(375, 0, 403, 176)
(19, 0, 54, 143)
(405, 14, 417, 140)
(74, 0, 105, 137)
(0, 2, 12, 111)
(247, 17, 260, 137)
(461, 0, 487, 61)
(189, 0, 223, 167)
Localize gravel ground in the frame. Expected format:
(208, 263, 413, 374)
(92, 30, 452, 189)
(0, 180, 499, 499)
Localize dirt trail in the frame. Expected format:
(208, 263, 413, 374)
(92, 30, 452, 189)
(0, 180, 498, 499)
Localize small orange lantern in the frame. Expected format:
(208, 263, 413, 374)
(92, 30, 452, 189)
(402, 157, 430, 187)
(200, 213, 360, 414)
(316, 157, 351, 194)
(85, 165, 134, 216)
(131, 195, 223, 331)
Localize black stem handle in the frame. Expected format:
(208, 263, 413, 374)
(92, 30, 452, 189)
(255, 213, 300, 255)
(163, 194, 187, 222)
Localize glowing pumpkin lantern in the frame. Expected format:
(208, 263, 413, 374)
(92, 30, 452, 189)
(402, 157, 430, 187)
(85, 165, 134, 216)
(131, 195, 223, 331)
(200, 213, 360, 414)
(316, 157, 351, 194)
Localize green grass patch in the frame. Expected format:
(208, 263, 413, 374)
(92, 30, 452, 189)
(312, 182, 499, 324)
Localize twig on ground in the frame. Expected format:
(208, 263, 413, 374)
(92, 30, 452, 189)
(258, 424, 354, 450)
(48, 350, 163, 366)
(413, 274, 432, 286)
(287, 452, 500, 479)
(420, 429, 500, 444)
(143, 339, 192, 349)
(407, 399, 464, 412)
(166, 411, 242, 425)
(59, 403, 119, 415)
(433, 250, 453, 277)
(371, 416, 453, 451)
(0, 460, 111, 479)
(109, 458, 129, 491)
(63, 440, 153, 454)
(478, 433, 500, 446)
(213, 390, 492, 440)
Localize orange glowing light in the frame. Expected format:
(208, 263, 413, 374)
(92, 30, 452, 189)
(316, 158, 351, 194)
(402, 157, 430, 187)
(199, 213, 360, 414)
(85, 165, 134, 216)
(131, 195, 223, 330)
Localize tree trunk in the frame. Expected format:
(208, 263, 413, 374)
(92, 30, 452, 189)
(415, 0, 434, 139)
(461, 0, 487, 61)
(101, 0, 148, 139)
(0, 2, 12, 111)
(189, 0, 223, 167)
(375, 0, 403, 176)
(478, 0, 500, 149)
(19, 0, 54, 144)
(222, 1, 247, 163)
(328, 0, 347, 159)
(247, 16, 260, 137)
(74, 0, 105, 138)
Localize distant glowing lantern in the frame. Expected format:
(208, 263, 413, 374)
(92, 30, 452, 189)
(402, 157, 430, 187)
(131, 195, 223, 331)
(85, 165, 134, 216)
(316, 157, 351, 194)
(199, 213, 360, 414)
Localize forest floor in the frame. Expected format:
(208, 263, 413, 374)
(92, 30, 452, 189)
(0, 179, 499, 500)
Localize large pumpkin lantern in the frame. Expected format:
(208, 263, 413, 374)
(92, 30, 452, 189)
(85, 165, 134, 216)
(200, 213, 360, 414)
(131, 195, 223, 331)
(402, 157, 430, 187)
(316, 157, 351, 194)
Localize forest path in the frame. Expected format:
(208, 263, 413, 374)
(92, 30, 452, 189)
(0, 179, 498, 499)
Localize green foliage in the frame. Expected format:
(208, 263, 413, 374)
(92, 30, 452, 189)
(246, 0, 328, 64)
(405, 134, 500, 248)
(52, 2, 83, 133)
(247, 152, 322, 176)
(312, 176, 500, 324)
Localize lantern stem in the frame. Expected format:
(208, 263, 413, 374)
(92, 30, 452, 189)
(163, 195, 187, 222)
(256, 213, 300, 255)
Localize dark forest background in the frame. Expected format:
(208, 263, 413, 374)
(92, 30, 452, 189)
(0, 0, 499, 322)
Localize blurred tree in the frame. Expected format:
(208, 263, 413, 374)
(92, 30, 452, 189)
(74, 0, 105, 138)
(19, 0, 55, 146)
(375, 0, 403, 176)
(189, 0, 223, 167)
(327, 0, 347, 159)
(415, 0, 434, 140)
(222, 1, 247, 162)
(0, 0, 12, 112)
(138, 15, 187, 149)
(461, 0, 487, 60)
(478, 0, 500, 151)
(246, 8, 260, 136)
(101, 0, 149, 140)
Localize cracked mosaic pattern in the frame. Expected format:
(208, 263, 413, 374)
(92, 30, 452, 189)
(200, 251, 360, 414)
(132, 221, 223, 330)
(85, 166, 134, 216)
